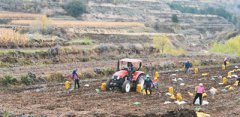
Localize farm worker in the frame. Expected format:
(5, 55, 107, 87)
(144, 74, 153, 95)
(223, 57, 228, 68)
(237, 75, 240, 86)
(127, 62, 134, 81)
(184, 61, 192, 74)
(193, 83, 205, 105)
(72, 69, 80, 89)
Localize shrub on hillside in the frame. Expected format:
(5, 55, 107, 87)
(20, 75, 32, 85)
(171, 14, 179, 23)
(94, 44, 117, 54)
(0, 19, 11, 24)
(82, 71, 97, 79)
(210, 35, 240, 56)
(63, 0, 87, 17)
(69, 37, 95, 45)
(45, 73, 65, 82)
(102, 68, 115, 76)
(0, 75, 17, 85)
(0, 28, 28, 48)
(168, 3, 232, 21)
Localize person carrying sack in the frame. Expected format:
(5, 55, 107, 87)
(193, 83, 205, 105)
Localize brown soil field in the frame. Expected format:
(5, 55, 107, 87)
(0, 65, 239, 117)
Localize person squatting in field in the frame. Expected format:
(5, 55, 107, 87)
(193, 83, 205, 105)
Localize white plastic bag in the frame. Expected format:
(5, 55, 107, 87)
(178, 78, 183, 81)
(180, 83, 185, 86)
(194, 97, 200, 105)
(174, 101, 186, 105)
(165, 93, 172, 96)
(202, 100, 209, 105)
(164, 101, 171, 104)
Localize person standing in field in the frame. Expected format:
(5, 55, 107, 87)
(237, 73, 240, 86)
(72, 69, 80, 89)
(193, 83, 205, 105)
(224, 57, 228, 68)
(144, 74, 153, 95)
(184, 61, 192, 74)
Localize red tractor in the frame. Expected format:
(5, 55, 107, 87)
(106, 58, 145, 93)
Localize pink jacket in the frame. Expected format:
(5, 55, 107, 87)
(197, 86, 205, 94)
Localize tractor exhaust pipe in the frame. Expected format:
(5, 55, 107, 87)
(117, 59, 120, 71)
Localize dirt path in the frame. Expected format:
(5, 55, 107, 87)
(0, 56, 227, 78)
(0, 65, 240, 117)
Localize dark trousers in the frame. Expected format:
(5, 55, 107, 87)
(193, 93, 202, 105)
(128, 71, 134, 81)
(74, 79, 80, 89)
(224, 61, 227, 67)
(145, 84, 152, 95)
(238, 79, 240, 86)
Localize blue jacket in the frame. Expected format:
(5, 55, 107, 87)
(144, 77, 153, 85)
(185, 62, 191, 69)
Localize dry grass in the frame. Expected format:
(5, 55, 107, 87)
(0, 12, 43, 19)
(0, 28, 28, 47)
(10, 20, 145, 28)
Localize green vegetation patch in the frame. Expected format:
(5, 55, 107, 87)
(152, 35, 185, 56)
(0, 75, 17, 85)
(68, 37, 95, 45)
(210, 35, 240, 56)
(63, 0, 87, 17)
(168, 3, 232, 21)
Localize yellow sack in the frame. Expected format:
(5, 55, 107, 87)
(176, 93, 182, 101)
(202, 93, 207, 97)
(170, 95, 176, 100)
(154, 71, 159, 80)
(227, 72, 231, 77)
(65, 81, 71, 90)
(234, 81, 239, 86)
(194, 68, 199, 74)
(226, 61, 230, 66)
(169, 87, 174, 95)
(225, 85, 231, 89)
(222, 64, 226, 70)
(136, 84, 142, 93)
(196, 112, 210, 117)
(188, 92, 194, 97)
(228, 86, 234, 91)
(202, 73, 208, 77)
(101, 83, 107, 91)
(223, 77, 227, 85)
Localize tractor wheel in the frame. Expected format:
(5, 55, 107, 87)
(106, 79, 112, 90)
(137, 75, 145, 91)
(122, 80, 131, 93)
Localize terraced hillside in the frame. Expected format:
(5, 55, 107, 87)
(0, 0, 238, 51)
